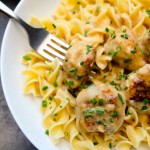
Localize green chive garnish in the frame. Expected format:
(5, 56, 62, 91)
(141, 106, 148, 111)
(53, 81, 58, 87)
(96, 107, 105, 114)
(131, 49, 137, 53)
(90, 99, 97, 105)
(143, 99, 149, 104)
(42, 86, 48, 91)
(80, 61, 84, 66)
(23, 55, 31, 60)
(118, 93, 124, 105)
(86, 45, 93, 54)
(68, 80, 74, 86)
(109, 143, 112, 149)
(42, 100, 47, 107)
(45, 130, 49, 135)
(112, 110, 118, 117)
(146, 10, 150, 18)
(98, 99, 103, 105)
(105, 27, 109, 32)
(52, 24, 56, 28)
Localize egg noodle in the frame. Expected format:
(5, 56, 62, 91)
(22, 0, 150, 149)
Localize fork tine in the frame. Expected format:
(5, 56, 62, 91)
(45, 45, 66, 60)
(38, 49, 63, 65)
(48, 41, 67, 54)
(50, 35, 70, 49)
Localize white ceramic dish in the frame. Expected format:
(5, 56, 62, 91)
(1, 0, 150, 150)
(1, 0, 70, 150)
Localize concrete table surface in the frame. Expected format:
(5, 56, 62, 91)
(0, 1, 37, 150)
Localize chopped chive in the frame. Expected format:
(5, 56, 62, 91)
(118, 93, 124, 105)
(42, 86, 48, 91)
(68, 45, 72, 49)
(108, 50, 113, 55)
(123, 74, 129, 80)
(143, 99, 149, 104)
(105, 27, 109, 32)
(118, 74, 123, 80)
(86, 45, 93, 54)
(122, 29, 126, 33)
(49, 96, 53, 101)
(60, 105, 62, 108)
(96, 108, 105, 114)
(86, 21, 90, 24)
(84, 31, 87, 37)
(80, 61, 84, 66)
(65, 59, 68, 62)
(66, 98, 70, 101)
(53, 81, 58, 87)
(42, 100, 47, 107)
(110, 81, 117, 86)
(112, 110, 118, 117)
(68, 80, 74, 86)
(146, 10, 150, 18)
(110, 118, 113, 123)
(54, 113, 58, 116)
(111, 31, 116, 39)
(83, 109, 95, 115)
(49, 106, 52, 109)
(141, 106, 148, 111)
(131, 49, 137, 53)
(103, 123, 107, 127)
(77, 76, 82, 81)
(112, 46, 121, 59)
(52, 24, 56, 28)
(124, 59, 132, 63)
(45, 130, 49, 135)
(98, 99, 103, 105)
(109, 143, 112, 149)
(23, 55, 31, 60)
(90, 99, 97, 105)
(69, 68, 77, 73)
(128, 111, 132, 115)
(77, 1, 81, 4)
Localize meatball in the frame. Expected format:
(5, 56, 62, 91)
(76, 84, 126, 134)
(139, 30, 150, 63)
(63, 40, 98, 77)
(126, 64, 150, 113)
(104, 26, 145, 71)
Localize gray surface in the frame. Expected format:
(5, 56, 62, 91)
(0, 1, 37, 150)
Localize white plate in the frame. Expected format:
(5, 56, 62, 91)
(1, 0, 150, 150)
(1, 0, 70, 150)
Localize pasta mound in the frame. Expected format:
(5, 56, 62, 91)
(22, 0, 150, 149)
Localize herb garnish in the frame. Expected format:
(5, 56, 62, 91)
(105, 27, 109, 32)
(118, 93, 124, 105)
(112, 110, 118, 117)
(23, 55, 31, 60)
(42, 86, 48, 91)
(52, 24, 56, 28)
(146, 10, 150, 18)
(86, 45, 93, 54)
(42, 100, 47, 107)
(90, 99, 97, 105)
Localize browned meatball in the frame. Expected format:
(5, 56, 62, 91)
(63, 40, 98, 77)
(139, 30, 150, 63)
(76, 84, 126, 134)
(126, 64, 150, 113)
(104, 26, 145, 71)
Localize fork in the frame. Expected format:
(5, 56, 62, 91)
(0, 1, 69, 65)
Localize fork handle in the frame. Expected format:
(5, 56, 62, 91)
(0, 1, 34, 34)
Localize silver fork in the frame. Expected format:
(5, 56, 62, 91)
(0, 2, 69, 65)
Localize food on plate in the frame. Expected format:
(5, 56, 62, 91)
(22, 0, 150, 149)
